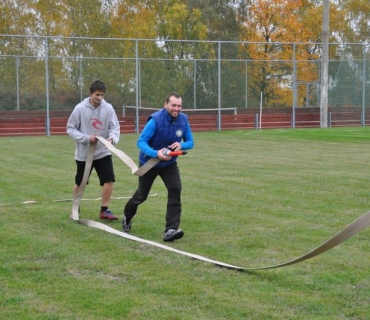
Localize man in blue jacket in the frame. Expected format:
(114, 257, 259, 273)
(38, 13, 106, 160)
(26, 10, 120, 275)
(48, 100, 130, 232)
(122, 92, 194, 241)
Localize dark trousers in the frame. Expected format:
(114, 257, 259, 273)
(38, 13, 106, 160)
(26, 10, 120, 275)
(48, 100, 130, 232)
(124, 162, 182, 231)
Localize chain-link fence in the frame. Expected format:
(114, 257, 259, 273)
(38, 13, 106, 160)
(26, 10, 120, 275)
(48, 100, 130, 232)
(0, 35, 369, 131)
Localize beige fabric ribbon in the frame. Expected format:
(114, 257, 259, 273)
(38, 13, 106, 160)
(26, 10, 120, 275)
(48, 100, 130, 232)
(96, 136, 160, 177)
(72, 136, 370, 271)
(71, 137, 159, 220)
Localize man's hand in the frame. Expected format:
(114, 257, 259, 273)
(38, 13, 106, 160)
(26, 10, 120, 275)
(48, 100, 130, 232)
(168, 142, 181, 151)
(157, 148, 171, 161)
(89, 134, 97, 143)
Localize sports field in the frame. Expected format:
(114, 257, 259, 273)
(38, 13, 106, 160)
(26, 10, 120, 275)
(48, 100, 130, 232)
(1, 127, 370, 319)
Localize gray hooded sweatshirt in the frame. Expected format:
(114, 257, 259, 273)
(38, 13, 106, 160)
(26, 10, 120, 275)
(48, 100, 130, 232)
(67, 97, 120, 161)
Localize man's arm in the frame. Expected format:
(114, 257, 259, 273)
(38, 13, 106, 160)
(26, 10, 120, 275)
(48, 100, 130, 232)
(108, 108, 120, 144)
(180, 122, 194, 150)
(66, 107, 90, 144)
(137, 119, 158, 158)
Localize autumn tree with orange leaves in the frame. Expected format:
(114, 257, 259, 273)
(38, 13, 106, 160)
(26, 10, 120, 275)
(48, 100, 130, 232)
(240, 0, 317, 107)
(238, 0, 351, 107)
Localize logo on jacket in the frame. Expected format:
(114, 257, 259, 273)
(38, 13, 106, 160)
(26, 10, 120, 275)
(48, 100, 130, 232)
(176, 129, 183, 137)
(91, 118, 103, 130)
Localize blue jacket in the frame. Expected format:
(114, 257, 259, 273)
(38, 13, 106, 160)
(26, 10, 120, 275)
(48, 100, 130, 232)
(138, 109, 194, 168)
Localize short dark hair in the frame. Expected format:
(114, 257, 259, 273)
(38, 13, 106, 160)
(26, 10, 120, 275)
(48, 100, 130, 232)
(89, 80, 106, 94)
(165, 92, 181, 103)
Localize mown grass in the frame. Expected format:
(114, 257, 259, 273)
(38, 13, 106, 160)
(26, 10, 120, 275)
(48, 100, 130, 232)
(1, 127, 370, 319)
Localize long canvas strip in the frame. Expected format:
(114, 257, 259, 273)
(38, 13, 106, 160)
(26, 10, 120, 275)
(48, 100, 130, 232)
(78, 211, 370, 271)
(71, 137, 158, 220)
(71, 141, 96, 221)
(78, 219, 244, 270)
(0, 194, 159, 206)
(134, 158, 160, 176)
(243, 210, 370, 270)
(72, 138, 370, 271)
(96, 136, 160, 176)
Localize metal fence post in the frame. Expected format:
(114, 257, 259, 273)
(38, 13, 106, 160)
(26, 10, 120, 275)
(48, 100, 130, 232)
(255, 113, 258, 129)
(44, 37, 50, 136)
(245, 60, 248, 109)
(292, 44, 297, 129)
(217, 41, 221, 131)
(193, 60, 197, 109)
(361, 45, 367, 126)
(16, 56, 20, 111)
(135, 39, 139, 134)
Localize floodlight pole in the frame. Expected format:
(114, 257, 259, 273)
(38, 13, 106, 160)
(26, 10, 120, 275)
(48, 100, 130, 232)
(320, 0, 329, 128)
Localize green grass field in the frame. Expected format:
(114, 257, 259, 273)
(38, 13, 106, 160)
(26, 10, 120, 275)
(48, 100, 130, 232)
(1, 127, 370, 319)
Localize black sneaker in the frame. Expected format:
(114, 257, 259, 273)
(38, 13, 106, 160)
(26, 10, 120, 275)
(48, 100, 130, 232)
(163, 229, 184, 241)
(122, 218, 132, 233)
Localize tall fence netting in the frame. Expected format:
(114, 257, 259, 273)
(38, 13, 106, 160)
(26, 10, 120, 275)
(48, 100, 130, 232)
(0, 36, 369, 127)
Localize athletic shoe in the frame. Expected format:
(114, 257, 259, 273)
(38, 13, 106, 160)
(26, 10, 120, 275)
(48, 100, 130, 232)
(99, 210, 118, 220)
(163, 229, 184, 241)
(122, 218, 132, 232)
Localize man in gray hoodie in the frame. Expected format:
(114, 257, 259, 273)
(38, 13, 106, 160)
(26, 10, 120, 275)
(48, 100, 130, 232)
(67, 80, 120, 220)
